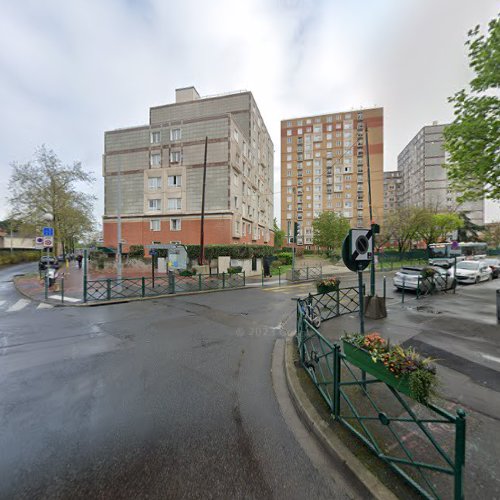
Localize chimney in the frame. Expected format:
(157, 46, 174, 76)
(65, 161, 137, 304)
(175, 86, 200, 103)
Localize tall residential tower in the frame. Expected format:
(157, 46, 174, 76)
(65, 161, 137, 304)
(280, 108, 384, 247)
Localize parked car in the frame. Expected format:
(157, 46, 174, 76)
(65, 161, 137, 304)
(483, 258, 500, 279)
(454, 261, 492, 284)
(393, 266, 456, 293)
(38, 256, 59, 271)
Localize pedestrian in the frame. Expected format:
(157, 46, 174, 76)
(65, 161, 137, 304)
(77, 254, 83, 269)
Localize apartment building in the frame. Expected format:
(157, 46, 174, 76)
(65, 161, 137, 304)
(397, 123, 484, 225)
(102, 87, 274, 250)
(280, 108, 384, 247)
(383, 171, 402, 213)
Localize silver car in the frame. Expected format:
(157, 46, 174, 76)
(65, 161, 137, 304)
(393, 266, 456, 293)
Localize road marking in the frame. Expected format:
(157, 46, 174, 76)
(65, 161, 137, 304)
(0, 300, 5, 307)
(481, 353, 500, 364)
(6, 299, 30, 313)
(37, 303, 54, 309)
(48, 295, 81, 303)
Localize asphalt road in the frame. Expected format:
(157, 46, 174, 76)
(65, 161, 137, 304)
(0, 263, 358, 499)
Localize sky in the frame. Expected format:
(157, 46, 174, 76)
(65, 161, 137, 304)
(0, 0, 499, 226)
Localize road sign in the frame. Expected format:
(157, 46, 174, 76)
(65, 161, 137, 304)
(451, 240, 459, 250)
(43, 237, 53, 248)
(43, 227, 54, 237)
(342, 228, 373, 272)
(35, 236, 44, 249)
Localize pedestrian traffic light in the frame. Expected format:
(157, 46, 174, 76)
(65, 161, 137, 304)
(294, 222, 299, 242)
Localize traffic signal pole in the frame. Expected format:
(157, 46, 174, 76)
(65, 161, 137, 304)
(365, 126, 375, 296)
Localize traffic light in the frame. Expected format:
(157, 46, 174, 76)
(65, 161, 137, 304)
(294, 222, 299, 242)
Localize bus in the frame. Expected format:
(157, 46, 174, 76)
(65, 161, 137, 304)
(428, 242, 488, 267)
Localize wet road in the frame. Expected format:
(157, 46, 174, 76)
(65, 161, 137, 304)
(0, 264, 356, 499)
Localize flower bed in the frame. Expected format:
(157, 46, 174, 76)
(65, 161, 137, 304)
(316, 277, 340, 294)
(341, 333, 437, 404)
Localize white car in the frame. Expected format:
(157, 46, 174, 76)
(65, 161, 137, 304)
(454, 261, 492, 284)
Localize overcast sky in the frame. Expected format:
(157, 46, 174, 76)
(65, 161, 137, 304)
(1, 0, 498, 225)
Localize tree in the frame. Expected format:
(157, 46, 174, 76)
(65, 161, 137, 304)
(414, 209, 463, 248)
(312, 212, 350, 251)
(384, 207, 423, 254)
(444, 15, 500, 201)
(8, 145, 95, 255)
(273, 218, 285, 249)
(484, 222, 500, 248)
(456, 211, 484, 242)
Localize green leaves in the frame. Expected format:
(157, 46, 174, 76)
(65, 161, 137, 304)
(444, 15, 500, 201)
(312, 211, 350, 251)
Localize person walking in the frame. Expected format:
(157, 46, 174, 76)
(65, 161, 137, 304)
(77, 254, 83, 269)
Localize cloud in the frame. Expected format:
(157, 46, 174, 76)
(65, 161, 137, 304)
(0, 0, 498, 224)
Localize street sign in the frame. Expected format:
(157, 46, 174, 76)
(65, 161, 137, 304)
(43, 227, 54, 237)
(35, 236, 44, 249)
(342, 228, 373, 272)
(43, 237, 53, 248)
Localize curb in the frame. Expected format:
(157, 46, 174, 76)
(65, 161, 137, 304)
(283, 336, 398, 500)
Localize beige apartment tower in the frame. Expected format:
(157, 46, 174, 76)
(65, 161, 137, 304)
(280, 108, 384, 247)
(102, 87, 274, 250)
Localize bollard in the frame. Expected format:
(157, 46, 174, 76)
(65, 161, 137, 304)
(222, 272, 226, 289)
(278, 267, 281, 287)
(402, 277, 405, 303)
(199, 274, 202, 291)
(106, 279, 111, 300)
(243, 271, 246, 287)
(61, 277, 64, 304)
(497, 289, 500, 323)
(141, 276, 145, 297)
(416, 276, 420, 299)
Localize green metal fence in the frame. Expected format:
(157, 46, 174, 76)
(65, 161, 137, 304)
(84, 272, 246, 302)
(291, 266, 323, 282)
(295, 305, 466, 500)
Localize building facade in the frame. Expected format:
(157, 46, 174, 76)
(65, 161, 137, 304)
(397, 123, 484, 225)
(383, 170, 402, 214)
(103, 87, 274, 251)
(280, 108, 384, 246)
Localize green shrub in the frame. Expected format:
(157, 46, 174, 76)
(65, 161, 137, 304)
(276, 252, 293, 265)
(0, 251, 39, 266)
(185, 244, 274, 260)
(178, 269, 196, 276)
(227, 266, 243, 274)
(129, 245, 144, 259)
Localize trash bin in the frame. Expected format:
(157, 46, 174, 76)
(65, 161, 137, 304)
(497, 289, 500, 323)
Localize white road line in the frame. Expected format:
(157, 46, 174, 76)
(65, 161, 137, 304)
(48, 295, 81, 303)
(37, 303, 54, 309)
(481, 353, 500, 364)
(6, 299, 30, 313)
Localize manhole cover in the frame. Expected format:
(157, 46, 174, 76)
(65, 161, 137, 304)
(416, 305, 441, 314)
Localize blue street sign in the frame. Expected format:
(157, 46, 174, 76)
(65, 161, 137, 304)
(43, 227, 54, 237)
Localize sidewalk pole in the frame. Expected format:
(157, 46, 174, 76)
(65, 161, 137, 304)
(141, 276, 145, 297)
(278, 267, 281, 287)
(45, 274, 48, 300)
(416, 276, 420, 299)
(383, 276, 386, 300)
(333, 344, 341, 419)
(402, 277, 405, 304)
(243, 271, 246, 287)
(83, 249, 88, 303)
(106, 279, 111, 300)
(454, 409, 466, 500)
(222, 272, 225, 289)
(61, 277, 64, 304)
(262, 269, 264, 287)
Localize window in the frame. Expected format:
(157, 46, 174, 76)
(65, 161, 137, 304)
(168, 175, 181, 187)
(234, 196, 239, 208)
(170, 128, 182, 141)
(167, 198, 181, 210)
(297, 128, 303, 135)
(313, 125, 322, 133)
(150, 153, 161, 167)
(170, 151, 181, 163)
(287, 137, 292, 144)
(149, 199, 161, 211)
(170, 218, 181, 231)
(150, 219, 161, 231)
(148, 176, 161, 190)
(235, 221, 240, 234)
(286, 121, 292, 127)
(286, 129, 292, 136)
(151, 131, 161, 144)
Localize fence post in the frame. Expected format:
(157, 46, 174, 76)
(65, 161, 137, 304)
(306, 267, 309, 280)
(262, 269, 264, 287)
(44, 274, 48, 300)
(61, 277, 64, 304)
(336, 286, 340, 316)
(278, 268, 281, 287)
(83, 275, 87, 303)
(222, 272, 226, 289)
(106, 279, 111, 300)
(333, 344, 341, 418)
(141, 277, 145, 297)
(243, 271, 246, 287)
(416, 276, 420, 299)
(320, 264, 323, 279)
(454, 409, 466, 500)
(383, 276, 386, 300)
(199, 274, 202, 291)
(402, 277, 405, 303)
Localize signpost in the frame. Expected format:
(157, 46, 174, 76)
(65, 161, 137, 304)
(43, 227, 54, 237)
(35, 236, 44, 249)
(342, 229, 374, 334)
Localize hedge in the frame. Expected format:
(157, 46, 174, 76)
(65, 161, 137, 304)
(0, 251, 40, 266)
(185, 244, 275, 260)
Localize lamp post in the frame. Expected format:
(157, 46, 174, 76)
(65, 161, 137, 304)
(117, 162, 122, 280)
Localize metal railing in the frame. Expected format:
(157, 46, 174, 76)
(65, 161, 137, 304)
(296, 305, 466, 500)
(84, 272, 245, 302)
(290, 266, 323, 282)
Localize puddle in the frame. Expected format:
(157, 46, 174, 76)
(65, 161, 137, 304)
(415, 305, 442, 314)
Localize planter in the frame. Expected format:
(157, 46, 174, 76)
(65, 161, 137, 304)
(316, 285, 339, 294)
(342, 340, 412, 397)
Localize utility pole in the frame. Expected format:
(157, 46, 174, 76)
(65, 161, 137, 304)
(199, 136, 208, 266)
(364, 125, 376, 296)
(117, 161, 122, 280)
